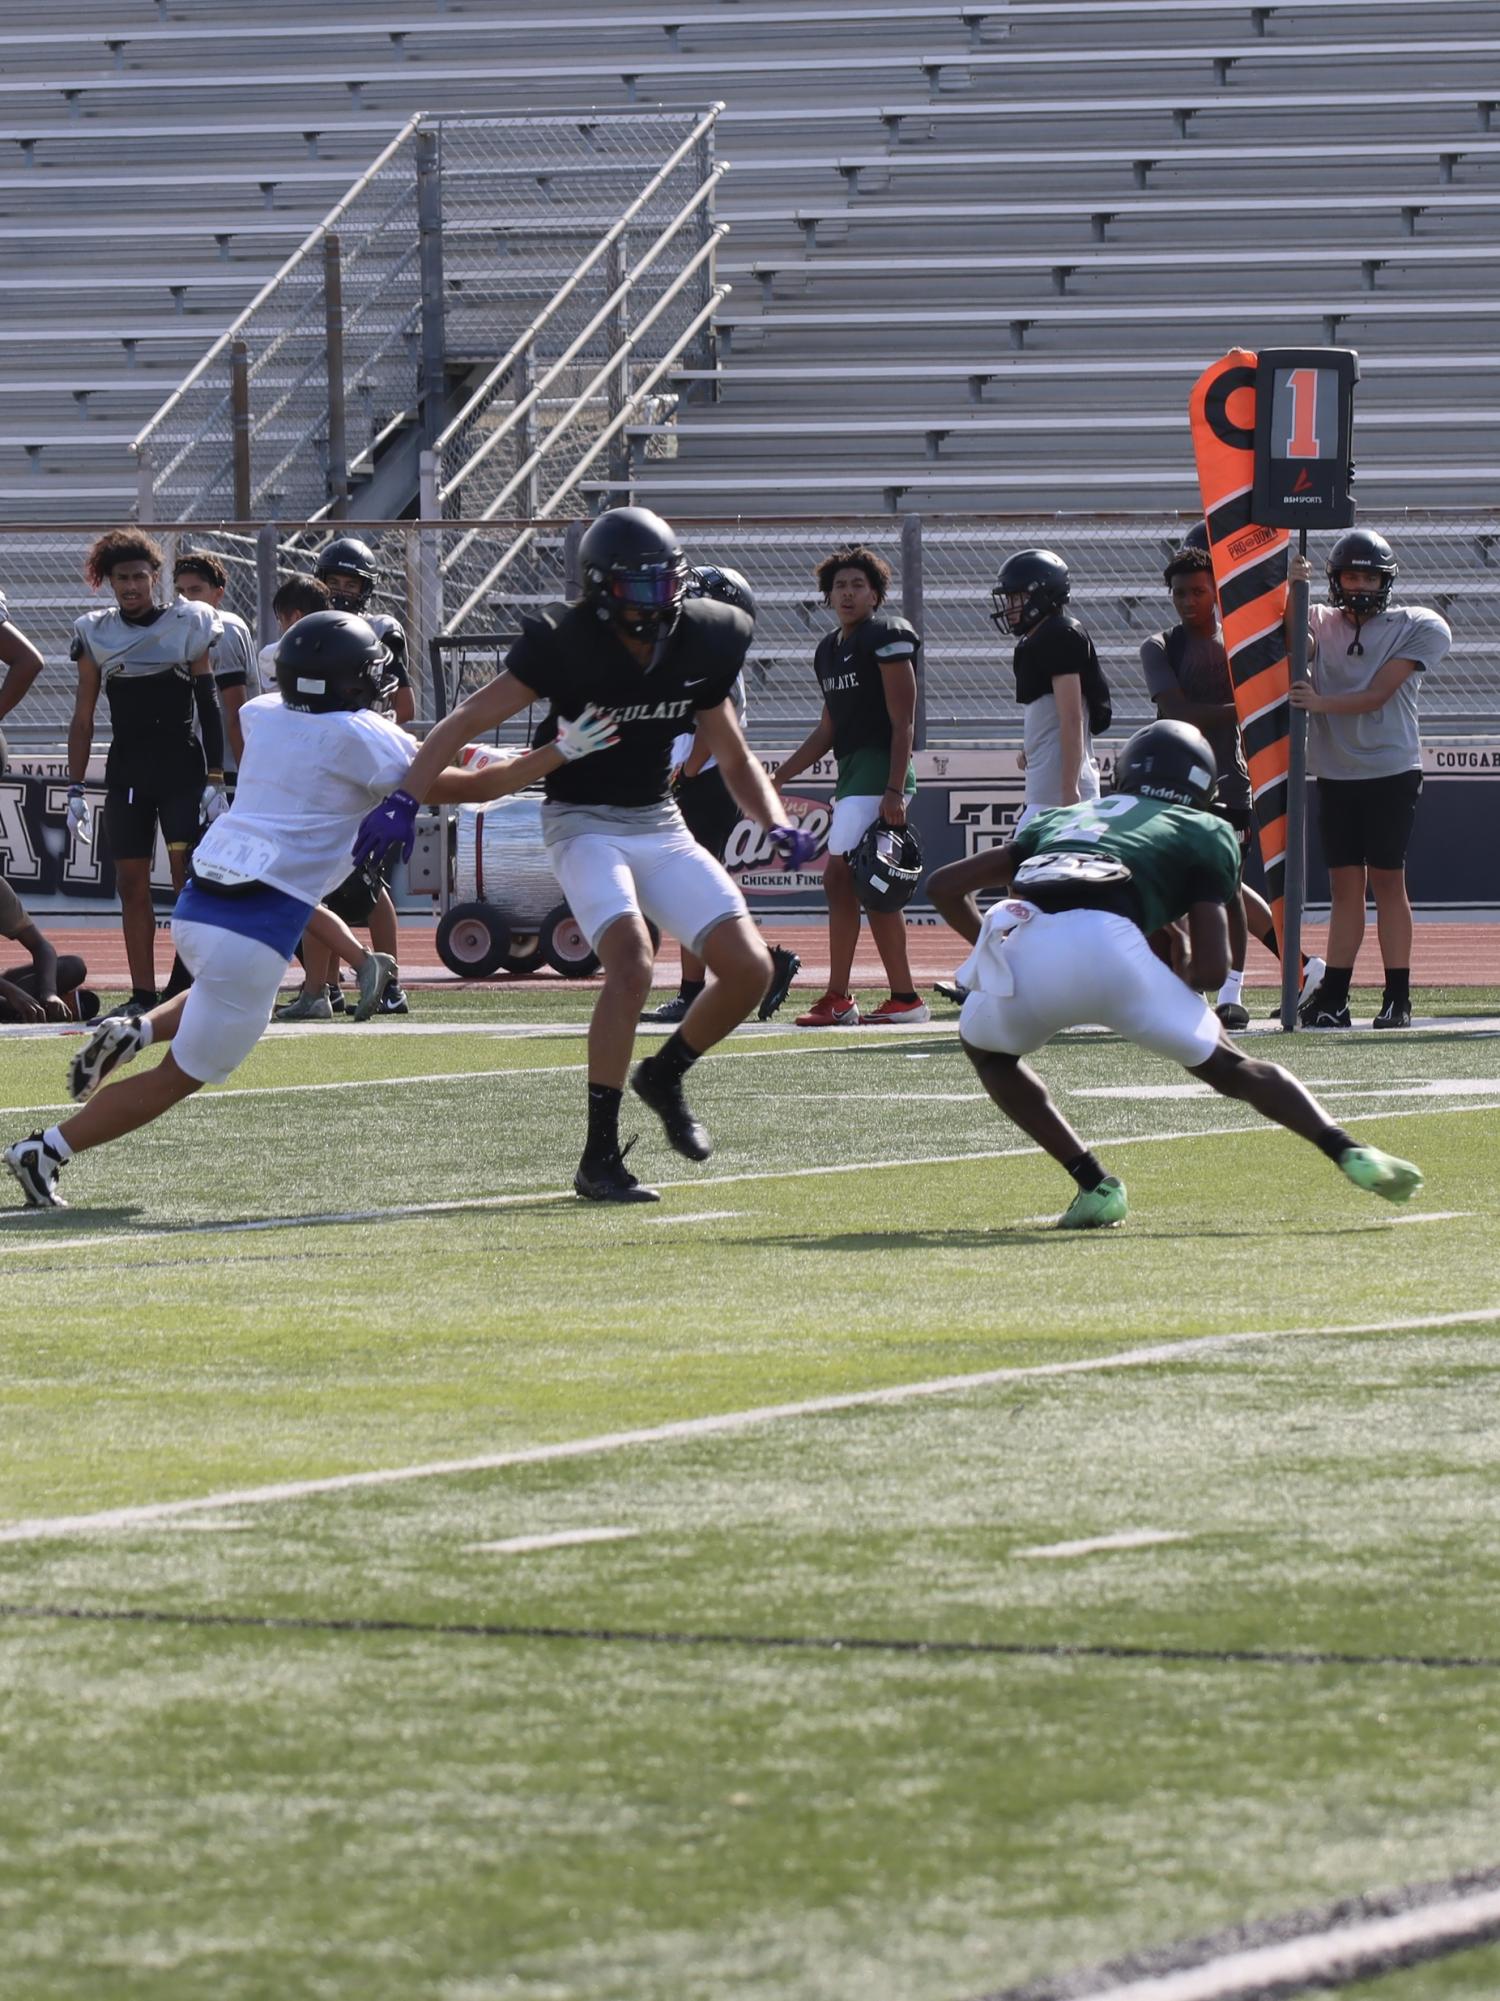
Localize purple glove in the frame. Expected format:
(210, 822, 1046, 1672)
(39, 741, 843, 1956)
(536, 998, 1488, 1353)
(767, 823, 817, 871)
(353, 788, 420, 868)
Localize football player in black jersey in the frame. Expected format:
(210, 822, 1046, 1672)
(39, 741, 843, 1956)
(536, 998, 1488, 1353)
(70, 529, 227, 1016)
(316, 536, 415, 1012)
(355, 507, 815, 1202)
(774, 546, 926, 1025)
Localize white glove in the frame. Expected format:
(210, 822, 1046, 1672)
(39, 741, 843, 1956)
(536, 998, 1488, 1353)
(201, 778, 230, 824)
(65, 785, 93, 847)
(555, 703, 620, 763)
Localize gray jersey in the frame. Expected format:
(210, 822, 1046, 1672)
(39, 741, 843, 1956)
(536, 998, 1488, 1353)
(210, 608, 260, 694)
(72, 599, 217, 682)
(1306, 602, 1449, 781)
(1021, 690, 1100, 810)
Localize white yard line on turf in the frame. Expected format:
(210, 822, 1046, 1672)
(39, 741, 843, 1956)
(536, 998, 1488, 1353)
(465, 1527, 638, 1555)
(1053, 1880, 1500, 2001)
(2, 1095, 1497, 1257)
(1, 1302, 1498, 1546)
(646, 1210, 743, 1225)
(1014, 1529, 1189, 1560)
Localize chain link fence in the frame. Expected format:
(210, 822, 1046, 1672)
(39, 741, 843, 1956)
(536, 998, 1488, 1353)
(5, 512, 1498, 748)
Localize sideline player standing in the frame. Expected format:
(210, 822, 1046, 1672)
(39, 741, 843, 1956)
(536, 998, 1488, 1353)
(773, 546, 926, 1027)
(927, 719, 1421, 1230)
(172, 549, 260, 776)
(991, 548, 1112, 826)
(315, 534, 414, 1013)
(68, 530, 227, 1016)
(354, 506, 814, 1204)
(1140, 541, 1323, 1030)
(4, 613, 618, 1210)
(1288, 531, 1449, 1031)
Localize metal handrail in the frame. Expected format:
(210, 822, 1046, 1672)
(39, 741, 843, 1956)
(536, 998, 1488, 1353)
(432, 100, 723, 466)
(438, 167, 728, 513)
(445, 282, 729, 629)
(131, 112, 421, 460)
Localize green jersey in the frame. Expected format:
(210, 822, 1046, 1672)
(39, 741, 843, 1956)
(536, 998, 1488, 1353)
(1010, 794, 1240, 938)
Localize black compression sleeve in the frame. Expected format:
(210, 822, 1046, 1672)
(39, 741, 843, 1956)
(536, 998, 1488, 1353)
(193, 673, 225, 772)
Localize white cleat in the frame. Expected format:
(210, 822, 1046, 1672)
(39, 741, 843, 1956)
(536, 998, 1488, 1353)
(67, 1014, 146, 1103)
(5, 1132, 68, 1209)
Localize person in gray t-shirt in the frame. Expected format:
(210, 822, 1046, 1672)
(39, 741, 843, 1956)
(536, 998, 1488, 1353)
(1287, 530, 1451, 1030)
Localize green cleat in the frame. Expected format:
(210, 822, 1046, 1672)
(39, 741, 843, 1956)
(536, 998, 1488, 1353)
(1057, 1176, 1128, 1230)
(1340, 1146, 1423, 1205)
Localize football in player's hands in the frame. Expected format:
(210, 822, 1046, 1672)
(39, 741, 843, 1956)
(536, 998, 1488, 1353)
(556, 703, 620, 762)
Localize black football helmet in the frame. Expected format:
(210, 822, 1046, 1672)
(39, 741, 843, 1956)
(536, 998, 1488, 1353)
(580, 507, 690, 637)
(274, 611, 394, 714)
(1326, 528, 1398, 618)
(314, 535, 380, 613)
(850, 818, 924, 914)
(990, 549, 1070, 636)
(688, 562, 757, 623)
(1181, 521, 1211, 552)
(1113, 720, 1218, 811)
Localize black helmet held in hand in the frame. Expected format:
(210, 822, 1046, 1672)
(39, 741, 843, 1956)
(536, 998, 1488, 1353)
(274, 611, 394, 714)
(1326, 528, 1398, 619)
(850, 818, 924, 914)
(580, 507, 690, 637)
(1113, 719, 1218, 812)
(991, 548, 1070, 636)
(314, 535, 381, 612)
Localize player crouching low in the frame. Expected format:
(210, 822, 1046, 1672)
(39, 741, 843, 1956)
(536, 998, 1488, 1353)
(927, 720, 1422, 1230)
(4, 613, 617, 1210)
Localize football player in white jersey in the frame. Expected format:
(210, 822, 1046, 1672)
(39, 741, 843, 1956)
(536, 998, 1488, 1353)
(4, 613, 618, 1210)
(69, 529, 226, 1015)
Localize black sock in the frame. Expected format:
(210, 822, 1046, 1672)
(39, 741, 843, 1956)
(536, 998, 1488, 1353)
(676, 978, 705, 1004)
(586, 1083, 622, 1156)
(1316, 1125, 1358, 1165)
(1063, 1151, 1106, 1193)
(1383, 968, 1410, 1004)
(1319, 965, 1353, 1011)
(129, 987, 159, 1010)
(891, 990, 919, 1005)
(652, 1028, 701, 1081)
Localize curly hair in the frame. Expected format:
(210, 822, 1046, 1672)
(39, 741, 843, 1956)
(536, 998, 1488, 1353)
(84, 528, 164, 588)
(815, 545, 891, 605)
(174, 548, 227, 591)
(1163, 545, 1216, 590)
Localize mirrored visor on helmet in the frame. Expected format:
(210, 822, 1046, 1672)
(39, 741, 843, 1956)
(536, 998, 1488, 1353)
(606, 564, 686, 609)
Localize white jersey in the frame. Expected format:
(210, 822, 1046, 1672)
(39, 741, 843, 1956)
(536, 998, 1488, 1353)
(190, 692, 416, 908)
(72, 598, 217, 682)
(670, 671, 746, 774)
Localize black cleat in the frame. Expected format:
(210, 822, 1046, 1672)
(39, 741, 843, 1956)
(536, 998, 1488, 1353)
(631, 1055, 712, 1161)
(574, 1137, 660, 1204)
(1303, 1004, 1352, 1030)
(1373, 995, 1412, 1029)
(758, 945, 801, 1021)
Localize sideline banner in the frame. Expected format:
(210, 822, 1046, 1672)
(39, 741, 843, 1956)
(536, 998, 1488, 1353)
(5, 748, 1497, 915)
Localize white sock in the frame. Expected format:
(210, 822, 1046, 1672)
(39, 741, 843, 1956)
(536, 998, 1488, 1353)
(138, 1018, 155, 1047)
(1217, 970, 1245, 1006)
(43, 1125, 73, 1162)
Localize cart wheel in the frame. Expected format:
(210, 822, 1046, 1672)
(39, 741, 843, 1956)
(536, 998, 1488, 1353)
(435, 901, 512, 979)
(540, 902, 601, 978)
(501, 932, 546, 978)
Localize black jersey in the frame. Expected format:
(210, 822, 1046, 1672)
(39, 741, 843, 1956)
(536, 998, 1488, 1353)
(812, 614, 920, 767)
(507, 597, 750, 808)
(1013, 611, 1113, 737)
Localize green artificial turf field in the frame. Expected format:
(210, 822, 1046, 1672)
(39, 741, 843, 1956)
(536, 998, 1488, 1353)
(1, 987, 1498, 2000)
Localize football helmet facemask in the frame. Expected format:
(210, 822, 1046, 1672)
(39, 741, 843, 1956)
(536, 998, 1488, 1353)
(580, 507, 690, 639)
(990, 548, 1070, 636)
(1326, 528, 1398, 619)
(314, 535, 380, 613)
(850, 817, 924, 914)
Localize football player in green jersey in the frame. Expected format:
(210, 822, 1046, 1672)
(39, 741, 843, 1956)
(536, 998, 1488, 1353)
(928, 720, 1423, 1229)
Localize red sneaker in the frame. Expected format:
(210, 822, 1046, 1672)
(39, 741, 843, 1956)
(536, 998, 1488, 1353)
(795, 990, 860, 1027)
(865, 995, 931, 1025)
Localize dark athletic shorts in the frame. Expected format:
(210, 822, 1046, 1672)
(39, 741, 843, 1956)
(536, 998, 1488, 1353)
(103, 776, 202, 860)
(323, 858, 385, 927)
(1212, 801, 1255, 876)
(1316, 769, 1423, 872)
(675, 767, 739, 866)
